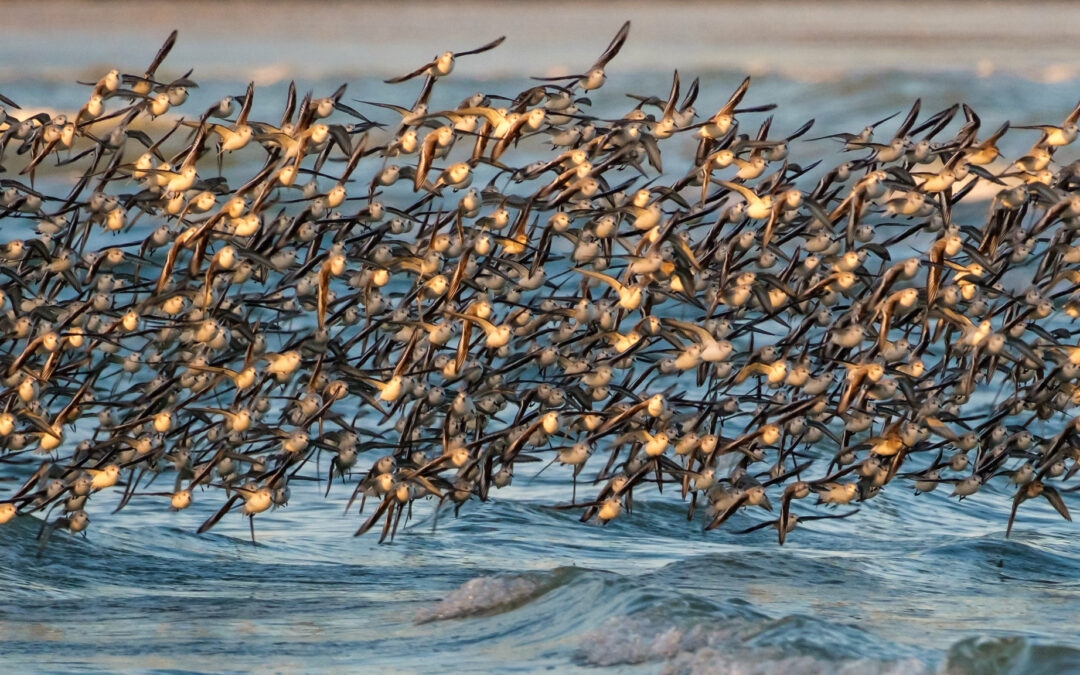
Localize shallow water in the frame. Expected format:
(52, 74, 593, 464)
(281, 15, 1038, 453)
(3, 3, 1080, 673)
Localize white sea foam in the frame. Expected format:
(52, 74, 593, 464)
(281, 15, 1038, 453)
(416, 574, 544, 623)
(578, 618, 929, 675)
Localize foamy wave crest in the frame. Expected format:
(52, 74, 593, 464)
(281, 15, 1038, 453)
(416, 574, 549, 623)
(578, 617, 928, 674)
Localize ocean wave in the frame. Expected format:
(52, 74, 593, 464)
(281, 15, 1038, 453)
(577, 616, 929, 674)
(943, 636, 1080, 674)
(416, 572, 558, 623)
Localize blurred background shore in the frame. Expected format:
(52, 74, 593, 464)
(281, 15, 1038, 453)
(3, 1, 1080, 82)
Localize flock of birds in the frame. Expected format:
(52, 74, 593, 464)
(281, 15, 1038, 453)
(2, 24, 1080, 550)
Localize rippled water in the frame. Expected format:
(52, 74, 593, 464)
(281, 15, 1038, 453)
(5, 476, 1080, 673)
(4, 3, 1080, 672)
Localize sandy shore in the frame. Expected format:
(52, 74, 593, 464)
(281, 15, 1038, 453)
(1, 1, 1079, 82)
